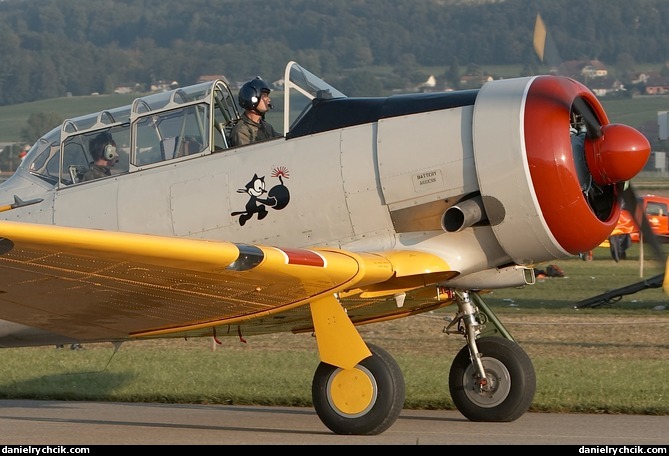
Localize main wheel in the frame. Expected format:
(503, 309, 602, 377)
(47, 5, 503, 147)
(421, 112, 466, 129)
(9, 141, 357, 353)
(312, 343, 405, 435)
(449, 336, 536, 422)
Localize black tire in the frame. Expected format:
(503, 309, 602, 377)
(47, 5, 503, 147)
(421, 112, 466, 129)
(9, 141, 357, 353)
(312, 343, 405, 435)
(449, 336, 536, 422)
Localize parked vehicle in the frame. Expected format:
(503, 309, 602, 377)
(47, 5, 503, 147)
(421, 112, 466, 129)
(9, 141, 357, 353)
(627, 194, 669, 243)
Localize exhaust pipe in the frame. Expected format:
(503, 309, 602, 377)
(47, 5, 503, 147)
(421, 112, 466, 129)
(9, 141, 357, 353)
(442, 195, 488, 232)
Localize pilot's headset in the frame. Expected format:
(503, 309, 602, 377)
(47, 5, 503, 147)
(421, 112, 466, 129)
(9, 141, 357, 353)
(92, 131, 119, 164)
(238, 77, 273, 111)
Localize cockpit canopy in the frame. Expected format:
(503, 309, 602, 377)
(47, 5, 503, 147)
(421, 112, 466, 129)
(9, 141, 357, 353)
(14, 61, 345, 189)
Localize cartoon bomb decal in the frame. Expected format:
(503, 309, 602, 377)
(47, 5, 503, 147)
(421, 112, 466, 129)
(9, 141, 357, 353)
(232, 166, 290, 226)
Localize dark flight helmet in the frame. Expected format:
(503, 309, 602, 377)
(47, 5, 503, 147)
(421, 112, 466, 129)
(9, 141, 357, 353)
(238, 77, 271, 110)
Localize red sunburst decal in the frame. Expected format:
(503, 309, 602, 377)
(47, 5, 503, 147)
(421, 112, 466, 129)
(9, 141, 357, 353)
(272, 166, 290, 179)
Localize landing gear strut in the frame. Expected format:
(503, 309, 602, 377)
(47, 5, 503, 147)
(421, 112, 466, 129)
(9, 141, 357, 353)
(445, 291, 536, 421)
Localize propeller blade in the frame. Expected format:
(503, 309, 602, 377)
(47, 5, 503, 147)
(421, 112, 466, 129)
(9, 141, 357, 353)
(533, 14, 562, 71)
(621, 184, 665, 263)
(535, 14, 602, 139)
(572, 97, 602, 139)
(622, 184, 669, 294)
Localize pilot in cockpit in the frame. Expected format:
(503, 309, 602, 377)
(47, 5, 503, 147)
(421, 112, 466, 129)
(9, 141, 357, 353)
(229, 77, 281, 147)
(82, 131, 119, 181)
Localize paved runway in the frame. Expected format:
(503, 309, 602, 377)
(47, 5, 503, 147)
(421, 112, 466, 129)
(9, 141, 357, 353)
(0, 400, 667, 445)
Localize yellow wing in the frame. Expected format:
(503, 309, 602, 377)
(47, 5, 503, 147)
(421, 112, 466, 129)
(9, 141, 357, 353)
(0, 220, 457, 343)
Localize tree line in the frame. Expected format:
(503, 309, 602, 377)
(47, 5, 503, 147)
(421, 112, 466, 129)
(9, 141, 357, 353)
(0, 0, 668, 106)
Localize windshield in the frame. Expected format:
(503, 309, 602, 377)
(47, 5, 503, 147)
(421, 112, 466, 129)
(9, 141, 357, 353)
(20, 128, 61, 185)
(283, 61, 346, 134)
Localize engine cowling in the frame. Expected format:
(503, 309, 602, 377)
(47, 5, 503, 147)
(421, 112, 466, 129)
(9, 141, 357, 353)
(472, 75, 650, 263)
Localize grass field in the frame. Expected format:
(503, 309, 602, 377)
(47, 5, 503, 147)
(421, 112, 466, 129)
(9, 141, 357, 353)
(0, 248, 667, 415)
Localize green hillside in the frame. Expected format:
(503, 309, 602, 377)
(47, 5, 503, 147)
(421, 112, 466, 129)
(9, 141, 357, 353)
(0, 93, 142, 143)
(601, 96, 669, 129)
(0, 79, 666, 145)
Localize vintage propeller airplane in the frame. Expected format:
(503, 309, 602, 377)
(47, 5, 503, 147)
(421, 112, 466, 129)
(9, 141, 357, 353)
(0, 59, 654, 435)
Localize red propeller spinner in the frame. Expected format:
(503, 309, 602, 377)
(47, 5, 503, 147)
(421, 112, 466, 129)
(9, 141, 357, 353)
(585, 123, 650, 186)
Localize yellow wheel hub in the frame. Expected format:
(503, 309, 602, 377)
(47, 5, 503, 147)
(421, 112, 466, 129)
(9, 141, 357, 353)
(328, 367, 376, 416)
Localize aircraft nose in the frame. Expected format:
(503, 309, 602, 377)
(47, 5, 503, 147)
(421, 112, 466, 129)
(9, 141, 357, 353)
(519, 75, 648, 255)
